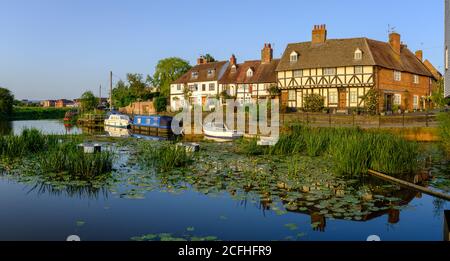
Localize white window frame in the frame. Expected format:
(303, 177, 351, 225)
(191, 71, 198, 79)
(394, 94, 402, 105)
(413, 74, 419, 84)
(247, 68, 253, 77)
(350, 91, 357, 103)
(413, 95, 419, 109)
(329, 91, 338, 104)
(323, 68, 336, 76)
(394, 70, 402, 81)
(288, 90, 296, 101)
(208, 83, 215, 91)
(293, 70, 302, 77)
(355, 66, 363, 74)
(207, 69, 215, 78)
(176, 84, 181, 91)
(290, 52, 298, 62)
(354, 49, 362, 60)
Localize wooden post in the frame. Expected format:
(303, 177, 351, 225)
(368, 169, 450, 201)
(445, 210, 450, 241)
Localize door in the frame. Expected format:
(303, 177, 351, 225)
(338, 89, 347, 109)
(202, 96, 206, 105)
(385, 94, 393, 112)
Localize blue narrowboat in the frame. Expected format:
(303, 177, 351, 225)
(131, 115, 174, 137)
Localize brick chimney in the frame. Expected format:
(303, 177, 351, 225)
(312, 24, 327, 45)
(230, 54, 237, 66)
(415, 50, 423, 61)
(197, 56, 207, 65)
(261, 43, 273, 64)
(389, 32, 401, 54)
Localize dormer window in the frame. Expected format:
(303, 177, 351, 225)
(354, 48, 362, 60)
(191, 71, 198, 79)
(231, 64, 237, 73)
(290, 51, 298, 62)
(207, 69, 215, 78)
(247, 68, 254, 77)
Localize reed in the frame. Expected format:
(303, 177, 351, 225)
(0, 128, 62, 158)
(138, 141, 194, 172)
(437, 112, 450, 156)
(38, 142, 113, 180)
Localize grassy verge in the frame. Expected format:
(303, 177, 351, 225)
(238, 124, 420, 177)
(11, 107, 72, 120)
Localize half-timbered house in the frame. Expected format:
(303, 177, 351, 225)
(276, 25, 438, 112)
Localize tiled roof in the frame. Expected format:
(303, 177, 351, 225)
(220, 59, 280, 84)
(172, 61, 228, 84)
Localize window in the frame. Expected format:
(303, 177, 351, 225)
(264, 83, 270, 90)
(329, 91, 338, 104)
(354, 49, 362, 60)
(202, 84, 206, 91)
(394, 70, 402, 81)
(191, 71, 198, 79)
(207, 69, 215, 78)
(176, 84, 181, 91)
(209, 83, 215, 91)
(247, 68, 253, 77)
(293, 70, 303, 77)
(194, 84, 198, 91)
(413, 75, 419, 84)
(446, 47, 449, 70)
(413, 95, 419, 109)
(188, 84, 196, 91)
(355, 66, 363, 74)
(394, 94, 402, 105)
(350, 91, 357, 103)
(290, 51, 298, 62)
(323, 68, 336, 76)
(288, 90, 296, 100)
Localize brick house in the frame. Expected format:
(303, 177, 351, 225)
(276, 25, 439, 112)
(55, 99, 74, 108)
(219, 44, 280, 104)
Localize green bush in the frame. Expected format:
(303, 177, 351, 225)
(138, 141, 194, 172)
(303, 94, 324, 112)
(437, 112, 450, 156)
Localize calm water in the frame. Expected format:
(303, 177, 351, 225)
(0, 120, 448, 241)
(0, 120, 81, 135)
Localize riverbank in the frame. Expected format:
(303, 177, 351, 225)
(10, 107, 72, 121)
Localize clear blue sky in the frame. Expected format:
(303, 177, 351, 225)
(0, 0, 444, 100)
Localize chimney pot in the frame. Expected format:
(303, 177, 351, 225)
(389, 32, 401, 54)
(312, 24, 327, 45)
(261, 43, 273, 64)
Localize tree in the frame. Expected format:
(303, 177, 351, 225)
(80, 91, 98, 112)
(203, 54, 216, 63)
(0, 87, 14, 119)
(431, 79, 450, 109)
(152, 57, 191, 97)
(268, 84, 281, 99)
(154, 96, 168, 112)
(303, 94, 324, 112)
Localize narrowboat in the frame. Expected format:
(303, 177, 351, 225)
(132, 115, 173, 137)
(104, 114, 132, 129)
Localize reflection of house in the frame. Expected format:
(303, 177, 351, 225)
(42, 100, 55, 107)
(276, 25, 439, 112)
(170, 57, 228, 111)
(55, 99, 74, 108)
(219, 44, 280, 104)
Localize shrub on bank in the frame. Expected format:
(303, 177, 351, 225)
(11, 107, 72, 120)
(437, 112, 450, 156)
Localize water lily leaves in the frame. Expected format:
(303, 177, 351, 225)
(284, 223, 298, 230)
(186, 227, 195, 232)
(76, 220, 85, 227)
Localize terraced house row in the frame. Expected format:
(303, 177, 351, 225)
(170, 25, 441, 113)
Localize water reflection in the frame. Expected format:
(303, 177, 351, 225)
(25, 181, 110, 200)
(105, 126, 131, 138)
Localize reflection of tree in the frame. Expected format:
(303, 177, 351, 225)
(433, 198, 447, 217)
(0, 121, 12, 135)
(26, 181, 109, 200)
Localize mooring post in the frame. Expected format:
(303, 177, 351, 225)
(445, 210, 450, 241)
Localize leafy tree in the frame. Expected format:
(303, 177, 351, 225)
(111, 74, 155, 108)
(203, 54, 216, 63)
(268, 84, 281, 99)
(303, 94, 324, 112)
(80, 91, 98, 112)
(154, 96, 168, 112)
(431, 79, 450, 108)
(0, 87, 14, 119)
(152, 57, 191, 97)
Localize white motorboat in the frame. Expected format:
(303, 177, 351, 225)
(104, 114, 131, 129)
(203, 121, 243, 140)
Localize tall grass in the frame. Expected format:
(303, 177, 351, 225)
(437, 112, 450, 156)
(0, 128, 61, 159)
(238, 124, 421, 177)
(138, 142, 194, 172)
(38, 142, 113, 180)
